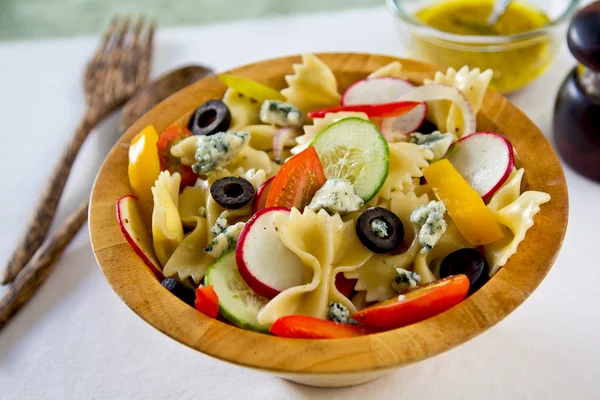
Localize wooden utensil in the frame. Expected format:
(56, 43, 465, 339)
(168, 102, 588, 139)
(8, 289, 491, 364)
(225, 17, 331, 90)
(0, 65, 213, 331)
(88, 53, 568, 388)
(1, 16, 154, 285)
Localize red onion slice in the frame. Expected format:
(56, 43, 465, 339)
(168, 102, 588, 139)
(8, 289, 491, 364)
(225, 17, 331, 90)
(272, 127, 301, 163)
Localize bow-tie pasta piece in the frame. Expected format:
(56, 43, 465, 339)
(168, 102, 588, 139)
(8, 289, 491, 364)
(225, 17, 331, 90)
(375, 142, 433, 202)
(151, 171, 184, 266)
(413, 219, 474, 284)
(347, 190, 429, 302)
(484, 168, 551, 276)
(368, 61, 403, 78)
(257, 209, 372, 324)
(281, 53, 341, 114)
(425, 66, 493, 138)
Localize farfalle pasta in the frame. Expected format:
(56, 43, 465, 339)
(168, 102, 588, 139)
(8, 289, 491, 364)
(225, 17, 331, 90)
(257, 209, 372, 324)
(281, 53, 341, 114)
(121, 54, 551, 338)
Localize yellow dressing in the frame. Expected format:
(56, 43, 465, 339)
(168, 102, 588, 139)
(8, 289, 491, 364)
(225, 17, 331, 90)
(413, 0, 553, 92)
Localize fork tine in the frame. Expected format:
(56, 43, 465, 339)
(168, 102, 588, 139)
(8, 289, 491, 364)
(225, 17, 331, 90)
(130, 16, 144, 49)
(136, 18, 155, 86)
(93, 16, 118, 61)
(114, 15, 132, 52)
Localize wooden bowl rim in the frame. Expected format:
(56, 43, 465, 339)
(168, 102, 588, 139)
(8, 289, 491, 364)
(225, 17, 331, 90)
(89, 53, 568, 375)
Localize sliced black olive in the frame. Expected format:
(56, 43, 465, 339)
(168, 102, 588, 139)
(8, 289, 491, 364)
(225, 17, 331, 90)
(356, 207, 404, 254)
(188, 99, 231, 136)
(418, 119, 439, 135)
(440, 248, 489, 294)
(210, 177, 255, 209)
(161, 278, 196, 307)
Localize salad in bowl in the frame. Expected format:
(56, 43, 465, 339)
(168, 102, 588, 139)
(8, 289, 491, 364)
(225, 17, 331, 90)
(116, 53, 552, 339)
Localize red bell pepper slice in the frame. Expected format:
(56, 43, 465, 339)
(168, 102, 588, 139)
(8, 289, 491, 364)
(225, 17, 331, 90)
(270, 315, 376, 339)
(307, 100, 421, 119)
(194, 285, 219, 319)
(353, 275, 470, 330)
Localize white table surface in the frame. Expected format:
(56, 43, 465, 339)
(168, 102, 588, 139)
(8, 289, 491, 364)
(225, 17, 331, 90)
(1, 5, 599, 400)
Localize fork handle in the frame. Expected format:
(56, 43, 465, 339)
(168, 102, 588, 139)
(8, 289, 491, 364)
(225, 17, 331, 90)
(1, 112, 99, 284)
(0, 199, 89, 330)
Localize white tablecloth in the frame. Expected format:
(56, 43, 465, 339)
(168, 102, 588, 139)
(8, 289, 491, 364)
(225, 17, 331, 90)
(1, 6, 599, 400)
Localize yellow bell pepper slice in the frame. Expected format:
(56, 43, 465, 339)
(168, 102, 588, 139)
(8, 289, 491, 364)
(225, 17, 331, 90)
(219, 73, 285, 102)
(128, 125, 160, 225)
(423, 159, 504, 245)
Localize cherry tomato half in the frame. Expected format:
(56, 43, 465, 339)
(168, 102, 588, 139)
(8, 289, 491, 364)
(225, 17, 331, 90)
(265, 146, 326, 210)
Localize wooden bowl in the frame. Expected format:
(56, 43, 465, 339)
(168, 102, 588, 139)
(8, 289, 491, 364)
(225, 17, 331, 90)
(89, 53, 568, 388)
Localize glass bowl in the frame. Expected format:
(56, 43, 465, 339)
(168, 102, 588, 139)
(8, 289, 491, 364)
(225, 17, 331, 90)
(387, 0, 581, 92)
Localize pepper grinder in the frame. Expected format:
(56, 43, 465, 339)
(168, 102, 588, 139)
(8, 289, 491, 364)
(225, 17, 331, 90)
(554, 1, 600, 181)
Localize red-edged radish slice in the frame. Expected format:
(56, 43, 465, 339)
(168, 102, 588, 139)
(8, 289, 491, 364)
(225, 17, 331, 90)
(447, 132, 515, 200)
(272, 127, 300, 163)
(397, 83, 476, 137)
(342, 77, 415, 105)
(343, 77, 426, 135)
(381, 103, 427, 135)
(116, 195, 163, 279)
(236, 207, 305, 299)
(251, 176, 275, 214)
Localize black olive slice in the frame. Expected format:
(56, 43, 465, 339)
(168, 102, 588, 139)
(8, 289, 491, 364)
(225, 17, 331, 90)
(356, 207, 404, 254)
(161, 278, 196, 307)
(210, 177, 255, 210)
(188, 99, 232, 136)
(439, 248, 489, 294)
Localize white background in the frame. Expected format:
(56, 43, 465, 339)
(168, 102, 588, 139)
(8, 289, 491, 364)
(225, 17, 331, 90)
(1, 5, 599, 400)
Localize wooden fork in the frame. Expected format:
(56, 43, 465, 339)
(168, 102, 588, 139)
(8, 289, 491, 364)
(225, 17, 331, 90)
(1, 16, 154, 284)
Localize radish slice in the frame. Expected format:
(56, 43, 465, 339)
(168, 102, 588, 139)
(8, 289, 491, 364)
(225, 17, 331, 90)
(343, 77, 426, 135)
(116, 195, 163, 279)
(342, 77, 415, 105)
(236, 207, 305, 299)
(447, 132, 515, 200)
(381, 103, 427, 135)
(397, 84, 476, 137)
(251, 176, 275, 214)
(273, 127, 300, 163)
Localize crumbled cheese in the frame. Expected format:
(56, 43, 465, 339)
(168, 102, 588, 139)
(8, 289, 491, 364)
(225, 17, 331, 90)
(192, 131, 250, 174)
(328, 302, 357, 325)
(306, 179, 364, 215)
(410, 200, 448, 253)
(397, 295, 406, 301)
(371, 218, 388, 238)
(205, 211, 246, 258)
(392, 268, 421, 294)
(259, 100, 302, 127)
(411, 131, 454, 161)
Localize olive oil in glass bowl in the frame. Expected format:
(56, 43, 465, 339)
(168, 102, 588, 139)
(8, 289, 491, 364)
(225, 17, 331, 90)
(387, 0, 580, 93)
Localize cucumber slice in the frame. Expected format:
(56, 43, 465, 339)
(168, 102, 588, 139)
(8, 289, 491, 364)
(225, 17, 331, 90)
(311, 117, 389, 202)
(204, 251, 271, 332)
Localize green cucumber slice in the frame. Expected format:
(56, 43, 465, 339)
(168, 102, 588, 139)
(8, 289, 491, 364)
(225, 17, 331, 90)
(310, 117, 389, 202)
(204, 250, 270, 332)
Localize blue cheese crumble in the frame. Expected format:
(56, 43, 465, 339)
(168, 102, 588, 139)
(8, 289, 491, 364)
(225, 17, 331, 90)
(328, 302, 357, 325)
(306, 178, 364, 215)
(392, 268, 421, 294)
(410, 200, 448, 253)
(192, 131, 250, 174)
(259, 100, 302, 127)
(205, 211, 246, 258)
(371, 218, 388, 238)
(411, 131, 454, 161)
